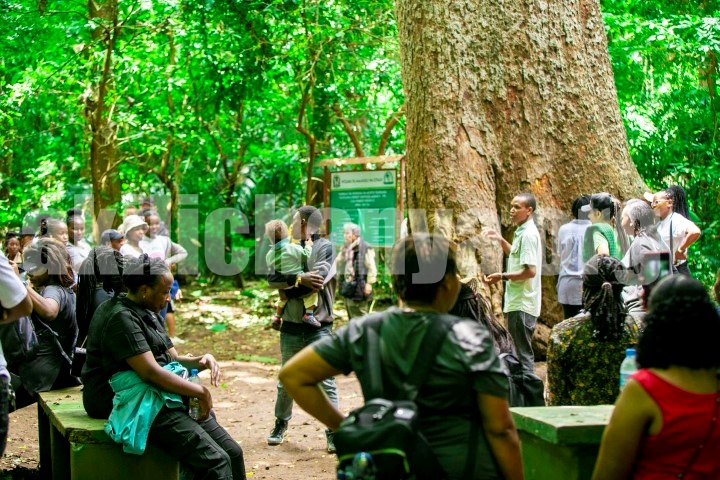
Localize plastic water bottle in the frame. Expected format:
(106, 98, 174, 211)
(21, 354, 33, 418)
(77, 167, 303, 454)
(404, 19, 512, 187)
(188, 369, 202, 420)
(352, 452, 376, 480)
(619, 348, 638, 390)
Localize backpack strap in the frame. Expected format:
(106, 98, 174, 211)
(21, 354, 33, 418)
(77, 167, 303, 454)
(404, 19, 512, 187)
(362, 313, 461, 400)
(402, 314, 460, 400)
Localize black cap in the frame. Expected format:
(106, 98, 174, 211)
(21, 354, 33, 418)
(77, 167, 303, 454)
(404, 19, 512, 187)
(581, 192, 614, 213)
(100, 229, 124, 243)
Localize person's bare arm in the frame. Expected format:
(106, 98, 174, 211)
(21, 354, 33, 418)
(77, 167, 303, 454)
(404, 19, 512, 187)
(477, 393, 524, 480)
(126, 351, 213, 421)
(486, 264, 536, 285)
(1, 292, 32, 324)
(592, 380, 655, 480)
(675, 222, 701, 262)
(279, 347, 345, 430)
(167, 348, 221, 387)
(26, 284, 59, 321)
(485, 228, 512, 255)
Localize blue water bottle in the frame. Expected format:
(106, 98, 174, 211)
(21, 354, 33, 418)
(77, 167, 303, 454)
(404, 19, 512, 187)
(352, 452, 376, 480)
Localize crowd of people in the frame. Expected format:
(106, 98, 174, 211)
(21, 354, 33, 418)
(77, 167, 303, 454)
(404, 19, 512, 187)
(0, 184, 718, 479)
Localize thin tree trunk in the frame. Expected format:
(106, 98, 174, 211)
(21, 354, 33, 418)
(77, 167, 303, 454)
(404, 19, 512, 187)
(87, 0, 121, 241)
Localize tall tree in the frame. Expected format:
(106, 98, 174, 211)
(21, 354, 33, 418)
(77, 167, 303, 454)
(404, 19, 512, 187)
(86, 0, 122, 236)
(396, 0, 647, 344)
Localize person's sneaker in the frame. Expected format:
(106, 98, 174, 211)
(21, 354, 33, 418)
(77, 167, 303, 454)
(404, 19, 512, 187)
(267, 419, 288, 445)
(325, 429, 336, 454)
(303, 312, 322, 328)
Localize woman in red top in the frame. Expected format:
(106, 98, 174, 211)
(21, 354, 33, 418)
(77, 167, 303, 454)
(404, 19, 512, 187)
(592, 275, 720, 480)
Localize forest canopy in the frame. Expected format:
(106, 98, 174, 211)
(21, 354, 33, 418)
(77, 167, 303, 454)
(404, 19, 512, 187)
(1, 0, 718, 285)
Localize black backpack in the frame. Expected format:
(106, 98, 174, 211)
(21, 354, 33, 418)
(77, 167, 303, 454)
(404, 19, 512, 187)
(333, 313, 477, 480)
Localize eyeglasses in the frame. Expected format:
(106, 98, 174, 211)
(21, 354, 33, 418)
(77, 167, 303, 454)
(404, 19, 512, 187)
(651, 197, 670, 206)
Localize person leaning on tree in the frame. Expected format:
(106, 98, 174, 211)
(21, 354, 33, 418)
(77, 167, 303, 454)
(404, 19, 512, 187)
(484, 192, 543, 378)
(336, 222, 377, 320)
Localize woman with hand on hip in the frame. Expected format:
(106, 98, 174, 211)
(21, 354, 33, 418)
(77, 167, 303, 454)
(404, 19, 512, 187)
(651, 188, 701, 276)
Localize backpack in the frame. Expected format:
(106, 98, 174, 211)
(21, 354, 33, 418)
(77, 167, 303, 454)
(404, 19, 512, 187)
(333, 313, 477, 480)
(500, 352, 545, 407)
(0, 315, 38, 371)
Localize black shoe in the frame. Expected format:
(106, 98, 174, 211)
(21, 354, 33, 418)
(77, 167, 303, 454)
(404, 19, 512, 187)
(326, 429, 336, 454)
(267, 419, 288, 445)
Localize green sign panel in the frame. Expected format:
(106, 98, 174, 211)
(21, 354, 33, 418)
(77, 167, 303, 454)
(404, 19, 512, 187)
(329, 170, 397, 247)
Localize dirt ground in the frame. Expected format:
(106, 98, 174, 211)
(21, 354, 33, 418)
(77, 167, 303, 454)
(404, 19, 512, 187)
(1, 284, 364, 479)
(0, 283, 546, 479)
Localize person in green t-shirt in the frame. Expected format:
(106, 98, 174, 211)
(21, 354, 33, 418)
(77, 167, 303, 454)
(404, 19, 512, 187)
(484, 192, 543, 378)
(581, 192, 628, 262)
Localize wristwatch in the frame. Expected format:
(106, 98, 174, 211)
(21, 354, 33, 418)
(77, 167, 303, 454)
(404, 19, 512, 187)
(295, 274, 303, 288)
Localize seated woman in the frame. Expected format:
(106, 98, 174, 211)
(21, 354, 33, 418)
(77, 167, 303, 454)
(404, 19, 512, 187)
(547, 255, 641, 406)
(279, 234, 523, 480)
(81, 255, 246, 479)
(14, 238, 79, 408)
(592, 275, 720, 480)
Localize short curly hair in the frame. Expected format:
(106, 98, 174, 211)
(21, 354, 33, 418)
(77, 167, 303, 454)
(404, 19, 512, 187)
(391, 234, 458, 303)
(122, 255, 171, 294)
(265, 220, 288, 244)
(637, 275, 720, 370)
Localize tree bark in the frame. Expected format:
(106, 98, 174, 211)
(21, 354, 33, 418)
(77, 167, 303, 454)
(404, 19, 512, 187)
(86, 0, 122, 241)
(396, 0, 647, 357)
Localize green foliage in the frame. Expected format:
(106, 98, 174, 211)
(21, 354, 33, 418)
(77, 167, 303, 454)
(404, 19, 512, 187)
(1, 0, 403, 278)
(603, 1, 720, 286)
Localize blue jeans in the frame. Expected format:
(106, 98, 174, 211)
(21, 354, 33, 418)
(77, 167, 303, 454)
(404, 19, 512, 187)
(507, 311, 537, 375)
(275, 326, 338, 421)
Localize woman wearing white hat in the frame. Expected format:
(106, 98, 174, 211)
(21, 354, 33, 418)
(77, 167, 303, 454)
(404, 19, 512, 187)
(118, 215, 148, 258)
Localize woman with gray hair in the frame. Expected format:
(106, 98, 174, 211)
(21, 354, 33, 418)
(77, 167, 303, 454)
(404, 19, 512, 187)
(620, 199, 669, 316)
(620, 199, 668, 278)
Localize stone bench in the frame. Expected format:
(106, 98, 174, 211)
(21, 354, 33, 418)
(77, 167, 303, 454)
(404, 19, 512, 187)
(38, 386, 179, 480)
(511, 405, 614, 480)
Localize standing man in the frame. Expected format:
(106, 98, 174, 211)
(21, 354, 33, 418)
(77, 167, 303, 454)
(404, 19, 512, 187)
(266, 206, 339, 453)
(336, 223, 377, 320)
(485, 193, 543, 377)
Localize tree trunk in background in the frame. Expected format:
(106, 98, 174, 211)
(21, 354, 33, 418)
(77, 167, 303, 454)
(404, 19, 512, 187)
(87, 0, 121, 241)
(396, 0, 647, 358)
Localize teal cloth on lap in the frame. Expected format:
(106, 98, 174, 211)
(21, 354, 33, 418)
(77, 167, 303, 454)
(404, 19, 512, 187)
(104, 361, 187, 454)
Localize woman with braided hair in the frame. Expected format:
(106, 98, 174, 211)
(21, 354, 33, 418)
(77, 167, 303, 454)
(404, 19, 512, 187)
(547, 255, 641, 406)
(14, 238, 79, 408)
(651, 186, 701, 277)
(76, 246, 125, 345)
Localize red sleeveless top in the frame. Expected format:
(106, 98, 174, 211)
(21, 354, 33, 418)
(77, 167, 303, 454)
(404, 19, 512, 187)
(631, 369, 720, 480)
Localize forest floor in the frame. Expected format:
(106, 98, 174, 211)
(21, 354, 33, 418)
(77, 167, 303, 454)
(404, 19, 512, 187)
(0, 280, 546, 479)
(0, 281, 365, 480)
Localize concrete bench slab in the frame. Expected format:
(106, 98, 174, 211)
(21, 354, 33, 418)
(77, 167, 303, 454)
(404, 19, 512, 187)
(511, 405, 614, 480)
(38, 386, 179, 480)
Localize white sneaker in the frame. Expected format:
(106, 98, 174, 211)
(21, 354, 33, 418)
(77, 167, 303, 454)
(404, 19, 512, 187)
(171, 336, 186, 345)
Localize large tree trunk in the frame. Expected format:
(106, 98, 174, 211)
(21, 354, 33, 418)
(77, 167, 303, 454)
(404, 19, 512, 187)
(396, 0, 646, 357)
